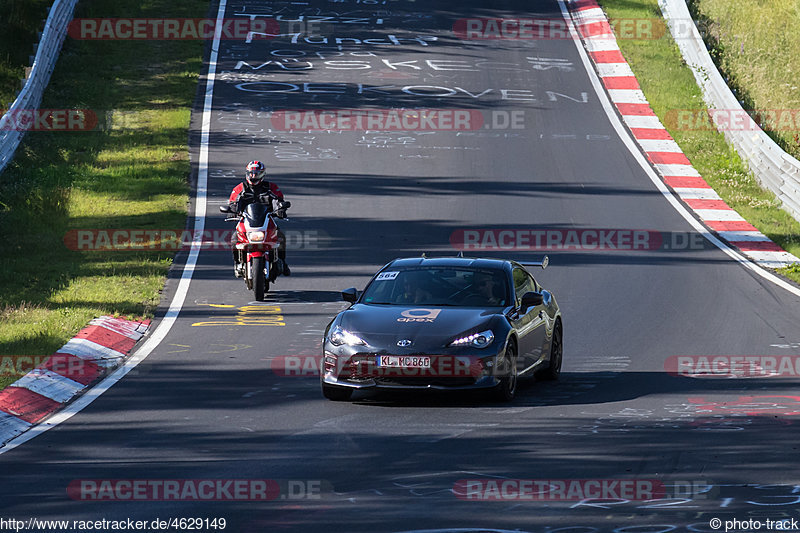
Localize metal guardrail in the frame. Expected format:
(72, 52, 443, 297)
(659, 0, 800, 222)
(0, 0, 79, 175)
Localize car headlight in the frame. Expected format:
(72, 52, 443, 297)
(449, 329, 495, 348)
(248, 231, 266, 242)
(329, 325, 367, 346)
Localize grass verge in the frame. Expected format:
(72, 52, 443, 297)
(597, 0, 800, 283)
(0, 0, 206, 389)
(689, 0, 800, 159)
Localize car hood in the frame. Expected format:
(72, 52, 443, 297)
(337, 304, 501, 350)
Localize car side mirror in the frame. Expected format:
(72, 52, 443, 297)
(520, 291, 543, 312)
(219, 205, 231, 213)
(342, 288, 358, 303)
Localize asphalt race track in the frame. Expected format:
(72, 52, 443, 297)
(3, 0, 800, 531)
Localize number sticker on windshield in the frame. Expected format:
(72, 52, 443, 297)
(376, 271, 399, 281)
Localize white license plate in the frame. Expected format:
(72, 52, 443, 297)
(377, 355, 431, 368)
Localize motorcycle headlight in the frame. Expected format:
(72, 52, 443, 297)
(329, 325, 367, 347)
(248, 231, 266, 242)
(449, 329, 495, 349)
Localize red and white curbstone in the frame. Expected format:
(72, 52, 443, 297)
(568, 0, 800, 269)
(0, 316, 149, 447)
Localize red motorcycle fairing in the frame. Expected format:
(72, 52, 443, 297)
(235, 218, 280, 260)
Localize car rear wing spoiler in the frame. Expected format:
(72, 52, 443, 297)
(519, 256, 549, 270)
(422, 252, 550, 269)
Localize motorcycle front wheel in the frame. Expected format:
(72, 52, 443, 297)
(252, 256, 268, 301)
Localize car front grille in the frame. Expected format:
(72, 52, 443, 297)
(337, 354, 482, 386)
(374, 376, 477, 387)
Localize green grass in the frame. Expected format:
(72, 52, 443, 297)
(690, 0, 800, 159)
(0, 0, 53, 106)
(0, 0, 207, 388)
(598, 0, 800, 283)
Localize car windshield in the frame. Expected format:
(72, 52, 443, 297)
(361, 267, 509, 307)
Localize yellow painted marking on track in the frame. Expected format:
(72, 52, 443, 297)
(207, 343, 253, 353)
(192, 304, 285, 327)
(166, 344, 191, 353)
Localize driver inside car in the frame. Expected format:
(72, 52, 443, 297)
(464, 272, 504, 306)
(396, 271, 433, 304)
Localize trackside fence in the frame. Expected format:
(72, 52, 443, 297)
(0, 0, 79, 175)
(659, 0, 800, 221)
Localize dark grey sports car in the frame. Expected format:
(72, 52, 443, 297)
(320, 256, 563, 401)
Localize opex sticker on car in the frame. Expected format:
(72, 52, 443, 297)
(397, 309, 442, 323)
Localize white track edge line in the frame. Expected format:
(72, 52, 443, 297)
(556, 0, 800, 300)
(0, 0, 228, 455)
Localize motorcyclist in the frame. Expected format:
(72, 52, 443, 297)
(228, 160, 291, 278)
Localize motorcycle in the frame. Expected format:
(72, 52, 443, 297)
(220, 192, 290, 301)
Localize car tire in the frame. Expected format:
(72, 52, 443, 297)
(538, 320, 562, 381)
(493, 339, 518, 402)
(322, 384, 353, 401)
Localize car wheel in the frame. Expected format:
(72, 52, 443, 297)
(322, 384, 353, 401)
(493, 339, 518, 402)
(538, 320, 562, 381)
